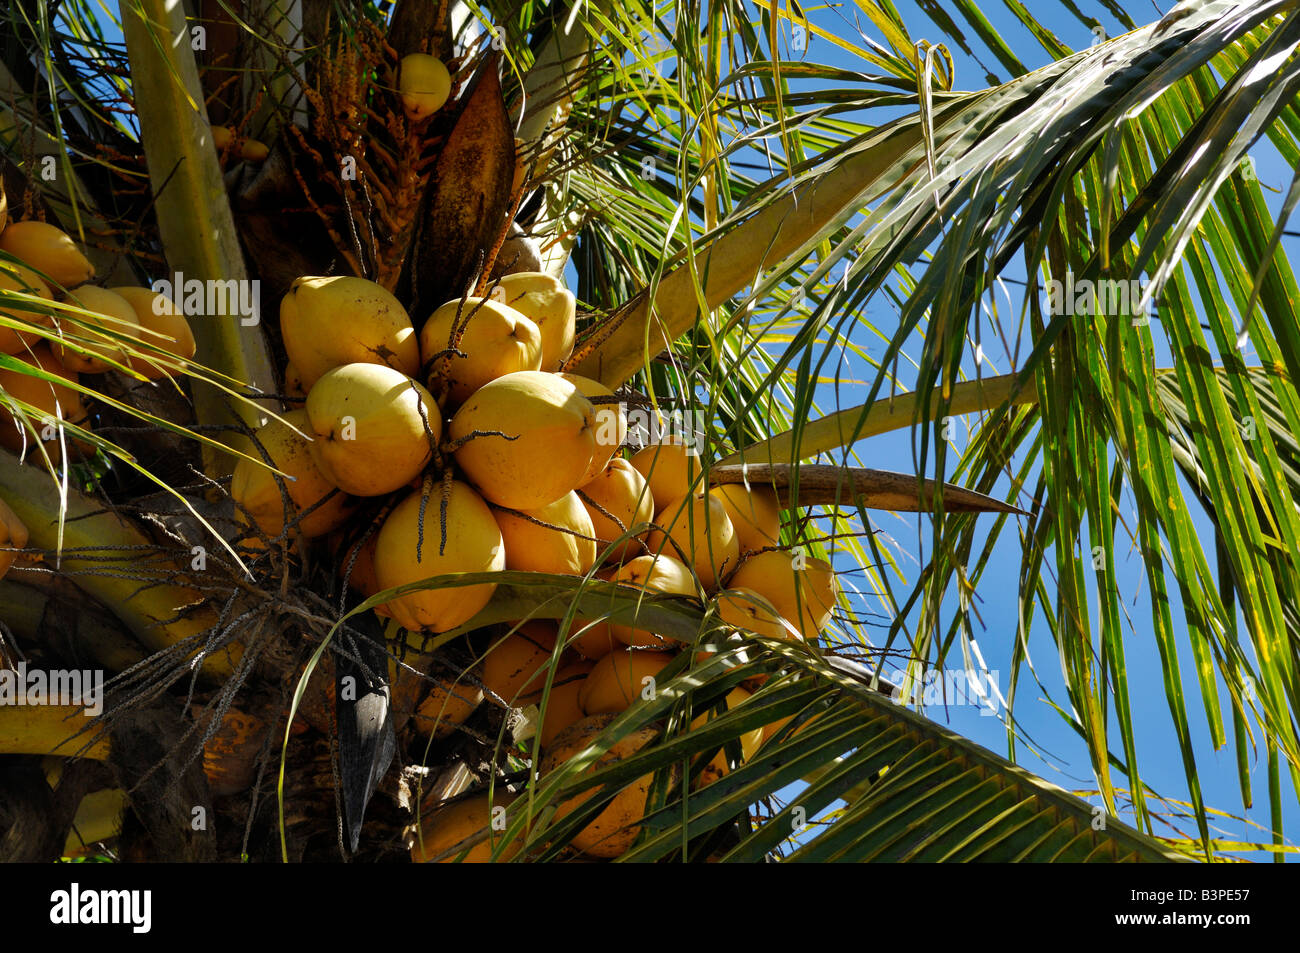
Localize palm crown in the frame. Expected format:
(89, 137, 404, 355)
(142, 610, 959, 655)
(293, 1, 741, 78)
(0, 0, 1293, 862)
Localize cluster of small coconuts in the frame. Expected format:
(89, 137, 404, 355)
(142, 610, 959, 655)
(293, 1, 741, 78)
(0, 206, 198, 465)
(236, 262, 840, 860)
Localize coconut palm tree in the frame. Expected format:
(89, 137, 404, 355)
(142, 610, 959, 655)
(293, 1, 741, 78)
(0, 0, 1294, 862)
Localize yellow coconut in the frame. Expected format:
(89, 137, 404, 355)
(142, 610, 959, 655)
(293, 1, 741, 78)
(578, 459, 653, 561)
(692, 687, 764, 789)
(537, 660, 593, 749)
(230, 409, 353, 540)
(629, 437, 703, 511)
(710, 484, 781, 554)
(489, 273, 575, 371)
(572, 560, 685, 658)
(482, 621, 564, 706)
(0, 345, 89, 461)
(420, 297, 542, 406)
(210, 125, 269, 162)
(604, 554, 696, 648)
(691, 629, 760, 671)
(558, 373, 625, 484)
(398, 53, 452, 120)
(715, 588, 795, 641)
(373, 481, 505, 632)
(110, 286, 197, 378)
(577, 456, 654, 563)
(728, 550, 839, 642)
(450, 370, 596, 510)
(410, 790, 520, 863)
(279, 275, 420, 390)
(305, 363, 439, 496)
(0, 220, 93, 289)
(0, 262, 53, 355)
(53, 286, 140, 374)
(540, 714, 660, 859)
(413, 679, 484, 739)
(579, 648, 675, 716)
(231, 509, 270, 556)
(645, 492, 739, 593)
(0, 496, 29, 579)
(494, 491, 597, 576)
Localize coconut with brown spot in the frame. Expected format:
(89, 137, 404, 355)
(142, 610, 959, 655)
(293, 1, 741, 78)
(645, 492, 739, 593)
(413, 678, 484, 739)
(727, 549, 839, 642)
(536, 659, 594, 749)
(557, 373, 626, 484)
(482, 621, 566, 706)
(629, 436, 703, 511)
(279, 275, 420, 390)
(488, 273, 575, 371)
(710, 483, 782, 554)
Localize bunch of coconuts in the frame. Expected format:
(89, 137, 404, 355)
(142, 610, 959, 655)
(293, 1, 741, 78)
(249, 264, 840, 860)
(0, 202, 198, 465)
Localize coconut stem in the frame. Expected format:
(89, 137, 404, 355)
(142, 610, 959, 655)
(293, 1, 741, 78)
(489, 505, 603, 544)
(438, 467, 453, 558)
(574, 488, 626, 534)
(440, 429, 518, 454)
(410, 377, 441, 467)
(415, 474, 433, 563)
